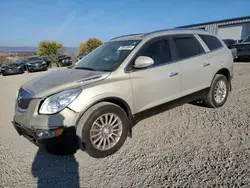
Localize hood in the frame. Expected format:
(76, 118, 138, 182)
(28, 60, 44, 64)
(22, 68, 111, 98)
(232, 42, 250, 47)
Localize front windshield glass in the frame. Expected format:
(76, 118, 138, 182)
(74, 40, 141, 72)
(27, 56, 42, 61)
(242, 35, 250, 43)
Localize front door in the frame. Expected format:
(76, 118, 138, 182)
(128, 38, 181, 114)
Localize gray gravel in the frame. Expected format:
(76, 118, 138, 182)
(1, 64, 250, 188)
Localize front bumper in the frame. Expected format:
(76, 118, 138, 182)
(27, 64, 47, 71)
(1, 68, 21, 75)
(60, 61, 72, 66)
(12, 121, 78, 150)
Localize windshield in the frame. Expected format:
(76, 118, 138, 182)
(74, 40, 141, 72)
(242, 35, 250, 43)
(3, 61, 15, 65)
(27, 56, 42, 61)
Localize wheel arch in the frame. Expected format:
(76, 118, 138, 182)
(215, 68, 230, 81)
(75, 97, 134, 137)
(212, 68, 231, 90)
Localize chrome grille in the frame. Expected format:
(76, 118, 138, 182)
(17, 87, 34, 110)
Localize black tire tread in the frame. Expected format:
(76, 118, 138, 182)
(76, 102, 129, 158)
(204, 74, 229, 108)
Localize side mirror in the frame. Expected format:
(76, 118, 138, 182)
(133, 56, 154, 69)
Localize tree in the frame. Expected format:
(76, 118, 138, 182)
(78, 38, 103, 53)
(37, 40, 64, 66)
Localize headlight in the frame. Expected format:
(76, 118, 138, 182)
(62, 60, 65, 63)
(27, 63, 31, 66)
(42, 61, 46, 65)
(39, 89, 82, 114)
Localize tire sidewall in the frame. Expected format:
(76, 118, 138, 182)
(211, 75, 229, 107)
(79, 103, 129, 158)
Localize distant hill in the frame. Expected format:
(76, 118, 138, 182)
(0, 46, 78, 55)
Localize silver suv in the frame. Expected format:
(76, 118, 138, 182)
(12, 29, 233, 158)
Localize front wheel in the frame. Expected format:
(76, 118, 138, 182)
(77, 102, 129, 158)
(204, 74, 229, 108)
(19, 68, 24, 74)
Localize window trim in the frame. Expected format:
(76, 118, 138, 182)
(124, 36, 176, 73)
(170, 34, 206, 62)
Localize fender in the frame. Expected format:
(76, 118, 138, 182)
(74, 96, 134, 138)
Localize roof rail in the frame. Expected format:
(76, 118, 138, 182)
(144, 28, 206, 36)
(109, 33, 145, 41)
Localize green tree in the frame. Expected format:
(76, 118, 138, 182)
(78, 38, 103, 53)
(37, 40, 64, 66)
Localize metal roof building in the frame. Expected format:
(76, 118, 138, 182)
(177, 16, 250, 40)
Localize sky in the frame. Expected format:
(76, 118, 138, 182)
(0, 0, 250, 47)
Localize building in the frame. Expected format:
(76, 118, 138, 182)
(177, 16, 250, 41)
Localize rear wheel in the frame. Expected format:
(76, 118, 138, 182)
(77, 102, 129, 158)
(204, 74, 229, 108)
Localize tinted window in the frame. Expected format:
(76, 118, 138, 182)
(139, 39, 172, 66)
(199, 34, 223, 51)
(173, 36, 204, 60)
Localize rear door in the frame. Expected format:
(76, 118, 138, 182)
(171, 34, 212, 96)
(128, 37, 181, 113)
(198, 34, 227, 74)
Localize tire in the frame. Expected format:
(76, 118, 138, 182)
(204, 74, 229, 108)
(76, 102, 129, 158)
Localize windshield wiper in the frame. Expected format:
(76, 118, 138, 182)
(75, 67, 96, 71)
(99, 69, 112, 72)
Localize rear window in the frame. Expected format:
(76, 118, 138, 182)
(199, 34, 223, 51)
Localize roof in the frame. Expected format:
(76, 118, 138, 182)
(177, 16, 250, 28)
(109, 28, 212, 42)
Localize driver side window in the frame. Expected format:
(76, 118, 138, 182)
(139, 39, 172, 66)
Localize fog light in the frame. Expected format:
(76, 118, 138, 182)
(36, 128, 63, 139)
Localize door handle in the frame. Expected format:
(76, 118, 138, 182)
(169, 72, 179, 77)
(203, 62, 210, 67)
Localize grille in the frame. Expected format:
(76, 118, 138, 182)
(236, 45, 250, 52)
(29, 63, 43, 68)
(17, 87, 34, 110)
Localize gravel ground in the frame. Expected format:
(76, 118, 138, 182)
(1, 64, 250, 188)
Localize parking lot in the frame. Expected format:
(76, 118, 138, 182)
(1, 63, 250, 187)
